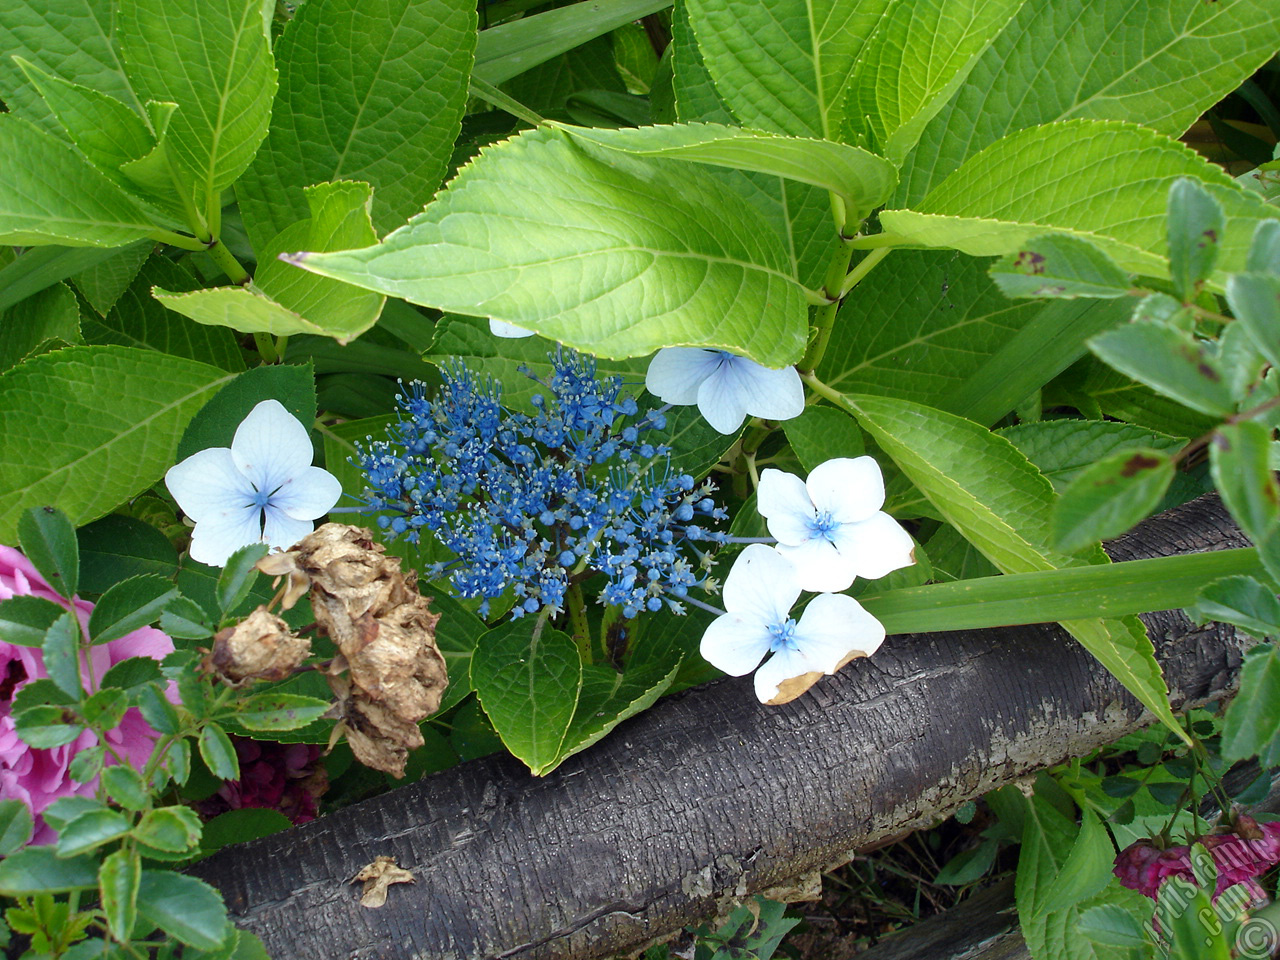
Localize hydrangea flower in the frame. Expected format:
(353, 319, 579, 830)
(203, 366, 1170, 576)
(645, 347, 804, 435)
(700, 544, 885, 704)
(1114, 818, 1280, 906)
(165, 399, 342, 567)
(0, 545, 173, 844)
(357, 350, 728, 618)
(757, 457, 915, 593)
(196, 738, 327, 825)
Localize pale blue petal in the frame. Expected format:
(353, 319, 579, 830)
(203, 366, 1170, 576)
(721, 544, 800, 624)
(700, 613, 772, 676)
(807, 456, 883, 523)
(794, 593, 886, 669)
(696, 360, 753, 434)
(165, 447, 254, 523)
(646, 347, 723, 405)
(230, 400, 315, 496)
(832, 512, 917, 581)
(775, 538, 857, 593)
(188, 506, 264, 567)
(489, 319, 536, 338)
(756, 468, 816, 545)
(269, 465, 342, 520)
(752, 647, 815, 704)
(261, 506, 315, 552)
(740, 362, 804, 423)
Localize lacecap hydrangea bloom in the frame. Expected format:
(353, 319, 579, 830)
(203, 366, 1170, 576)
(357, 350, 727, 618)
(645, 347, 805, 435)
(0, 546, 173, 844)
(165, 399, 342, 567)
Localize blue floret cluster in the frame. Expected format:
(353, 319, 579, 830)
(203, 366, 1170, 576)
(356, 350, 727, 618)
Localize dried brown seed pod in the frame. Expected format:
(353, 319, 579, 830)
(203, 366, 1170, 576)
(206, 607, 311, 685)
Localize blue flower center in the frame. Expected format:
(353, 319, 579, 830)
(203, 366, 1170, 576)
(249, 488, 272, 509)
(806, 509, 840, 543)
(767, 618, 800, 653)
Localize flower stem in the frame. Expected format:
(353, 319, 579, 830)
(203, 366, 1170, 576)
(838, 246, 892, 300)
(207, 239, 250, 286)
(683, 595, 726, 617)
(253, 333, 279, 364)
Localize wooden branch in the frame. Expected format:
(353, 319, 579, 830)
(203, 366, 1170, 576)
(189, 494, 1254, 960)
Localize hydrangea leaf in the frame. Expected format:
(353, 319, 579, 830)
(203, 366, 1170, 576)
(156, 182, 384, 343)
(784, 407, 864, 473)
(118, 0, 276, 211)
(880, 121, 1273, 284)
(683, 0, 890, 138)
(550, 661, 681, 773)
(236, 0, 475, 250)
(0, 115, 159, 248)
(289, 128, 809, 365)
(835, 392, 1183, 741)
(0, 345, 235, 542)
(998, 420, 1184, 493)
(550, 121, 898, 222)
(896, 0, 1280, 206)
(0, 0, 144, 137)
(841, 0, 1022, 163)
(0, 281, 81, 374)
(0, 246, 125, 314)
(70, 240, 153, 318)
(990, 235, 1134, 300)
(471, 620, 583, 776)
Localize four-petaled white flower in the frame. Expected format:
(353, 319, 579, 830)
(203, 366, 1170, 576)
(165, 399, 342, 567)
(489, 318, 535, 339)
(700, 544, 886, 704)
(757, 457, 914, 593)
(645, 347, 804, 435)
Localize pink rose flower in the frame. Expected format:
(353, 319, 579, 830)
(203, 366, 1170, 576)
(0, 545, 174, 844)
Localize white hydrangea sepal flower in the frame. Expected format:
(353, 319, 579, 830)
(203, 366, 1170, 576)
(645, 347, 804, 434)
(699, 544, 886, 704)
(757, 457, 915, 593)
(165, 399, 342, 567)
(489, 318, 536, 339)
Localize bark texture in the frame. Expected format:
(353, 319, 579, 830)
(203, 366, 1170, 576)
(189, 494, 1254, 960)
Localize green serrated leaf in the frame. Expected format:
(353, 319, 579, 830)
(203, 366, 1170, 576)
(1089, 321, 1235, 418)
(88, 574, 178, 645)
(1211, 420, 1280, 542)
(136, 870, 231, 951)
(896, 0, 1280, 208)
(0, 115, 158, 248)
(100, 655, 163, 699)
(551, 661, 680, 773)
(0, 595, 71, 647)
(199, 808, 292, 855)
(0, 800, 33, 856)
(18, 506, 79, 600)
(1052, 447, 1174, 553)
(471, 620, 582, 775)
(81, 688, 127, 729)
(136, 683, 181, 735)
(198, 723, 239, 780)
(99, 849, 140, 942)
(1078, 903, 1148, 948)
(70, 239, 153, 318)
(214, 544, 269, 618)
(998, 420, 1184, 492)
(14, 704, 83, 747)
(1192, 575, 1280, 639)
(291, 127, 809, 365)
(1168, 177, 1226, 302)
(1222, 644, 1280, 766)
(174, 362, 316, 464)
(0, 345, 235, 544)
(134, 806, 202, 853)
(237, 0, 475, 247)
(0, 281, 81, 374)
(101, 764, 149, 812)
(0, 846, 99, 894)
(118, 0, 276, 218)
(1247, 220, 1280, 275)
(41, 612, 82, 699)
(235, 693, 330, 732)
(161, 596, 214, 640)
(77, 513, 180, 595)
(1228, 272, 1280, 370)
(991, 235, 1133, 300)
(782, 407, 863, 473)
(882, 121, 1271, 283)
(550, 121, 897, 223)
(56, 807, 132, 857)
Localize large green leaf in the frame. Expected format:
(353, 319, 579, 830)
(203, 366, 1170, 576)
(289, 128, 809, 364)
(880, 121, 1272, 282)
(157, 182, 384, 343)
(471, 620, 582, 776)
(0, 116, 158, 247)
(829, 392, 1182, 738)
(551, 661, 680, 771)
(118, 0, 276, 216)
(998, 420, 1184, 492)
(551, 122, 897, 223)
(841, 0, 1022, 163)
(136, 871, 231, 951)
(896, 0, 1280, 206)
(684, 0, 890, 138)
(0, 282, 81, 373)
(0, 0, 145, 137)
(0, 245, 124, 313)
(236, 0, 474, 249)
(0, 345, 233, 541)
(71, 239, 153, 317)
(80, 257, 245, 370)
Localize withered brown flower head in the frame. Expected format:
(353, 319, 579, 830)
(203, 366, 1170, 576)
(206, 607, 311, 686)
(261, 524, 448, 777)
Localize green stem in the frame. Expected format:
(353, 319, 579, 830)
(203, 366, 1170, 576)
(253, 333, 279, 364)
(469, 76, 546, 127)
(147, 228, 205, 251)
(858, 547, 1264, 635)
(567, 582, 591, 665)
(837, 246, 892, 300)
(797, 239, 859, 376)
(207, 240, 250, 286)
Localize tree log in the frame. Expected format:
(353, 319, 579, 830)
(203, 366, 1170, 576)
(189, 494, 1254, 959)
